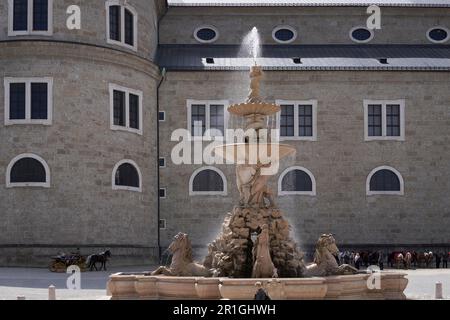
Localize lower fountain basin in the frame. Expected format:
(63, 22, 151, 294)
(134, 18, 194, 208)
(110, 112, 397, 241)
(107, 272, 408, 300)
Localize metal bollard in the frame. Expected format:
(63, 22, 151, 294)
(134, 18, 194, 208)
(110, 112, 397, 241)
(435, 282, 443, 299)
(48, 285, 56, 300)
(17, 296, 26, 300)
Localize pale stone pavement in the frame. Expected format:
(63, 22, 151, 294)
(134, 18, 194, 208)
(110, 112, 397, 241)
(0, 267, 448, 300)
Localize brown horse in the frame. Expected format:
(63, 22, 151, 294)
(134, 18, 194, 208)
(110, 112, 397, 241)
(417, 251, 433, 268)
(393, 252, 404, 269)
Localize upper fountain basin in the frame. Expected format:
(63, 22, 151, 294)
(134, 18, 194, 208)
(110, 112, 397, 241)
(228, 102, 281, 117)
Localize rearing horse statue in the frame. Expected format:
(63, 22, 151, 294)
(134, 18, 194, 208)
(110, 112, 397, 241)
(151, 233, 213, 277)
(305, 234, 358, 277)
(252, 225, 278, 278)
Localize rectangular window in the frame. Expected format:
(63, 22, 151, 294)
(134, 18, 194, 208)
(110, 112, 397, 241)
(368, 104, 382, 137)
(187, 100, 228, 139)
(109, 5, 120, 41)
(32, 0, 48, 31)
(364, 100, 405, 141)
(209, 104, 224, 136)
(9, 83, 26, 120)
(4, 78, 52, 125)
(109, 84, 143, 135)
(13, 0, 28, 31)
(276, 100, 318, 141)
(298, 105, 313, 137)
(159, 188, 166, 198)
(159, 158, 166, 168)
(386, 104, 400, 137)
(113, 90, 125, 126)
(158, 111, 166, 122)
(191, 104, 206, 137)
(30, 82, 48, 119)
(9, 0, 52, 36)
(106, 2, 137, 51)
(124, 9, 134, 46)
(280, 105, 294, 137)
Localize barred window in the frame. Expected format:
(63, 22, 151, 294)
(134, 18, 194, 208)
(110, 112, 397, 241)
(106, 1, 137, 50)
(110, 84, 142, 135)
(280, 105, 294, 137)
(368, 104, 382, 137)
(277, 101, 317, 140)
(279, 167, 316, 196)
(5, 78, 52, 125)
(364, 100, 404, 141)
(9, 0, 52, 35)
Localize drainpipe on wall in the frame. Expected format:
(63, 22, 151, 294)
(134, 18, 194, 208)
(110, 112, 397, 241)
(156, 67, 166, 262)
(156, 0, 168, 262)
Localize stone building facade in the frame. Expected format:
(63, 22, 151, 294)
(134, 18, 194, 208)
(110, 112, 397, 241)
(0, 0, 449, 266)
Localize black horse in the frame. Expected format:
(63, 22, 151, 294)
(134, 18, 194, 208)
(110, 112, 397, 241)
(86, 250, 111, 271)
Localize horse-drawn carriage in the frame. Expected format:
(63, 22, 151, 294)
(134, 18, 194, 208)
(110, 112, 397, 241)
(49, 249, 111, 272)
(49, 252, 87, 273)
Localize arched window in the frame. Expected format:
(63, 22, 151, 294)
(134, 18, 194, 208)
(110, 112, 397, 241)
(112, 160, 142, 192)
(278, 166, 316, 196)
(367, 166, 404, 195)
(106, 0, 138, 51)
(189, 166, 227, 196)
(6, 153, 50, 188)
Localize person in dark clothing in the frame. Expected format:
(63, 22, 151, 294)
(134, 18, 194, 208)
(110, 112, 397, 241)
(442, 253, 448, 268)
(378, 251, 384, 270)
(254, 282, 271, 300)
(435, 253, 441, 269)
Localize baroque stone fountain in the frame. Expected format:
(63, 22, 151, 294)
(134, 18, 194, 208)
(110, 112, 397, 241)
(107, 28, 408, 300)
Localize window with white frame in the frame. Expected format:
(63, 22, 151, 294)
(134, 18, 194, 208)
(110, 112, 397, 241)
(189, 166, 227, 196)
(6, 153, 50, 188)
(109, 84, 143, 135)
(278, 166, 316, 196)
(187, 100, 228, 139)
(8, 0, 53, 36)
(4, 77, 53, 125)
(276, 100, 317, 141)
(106, 0, 138, 51)
(112, 160, 142, 192)
(366, 166, 404, 196)
(364, 100, 405, 141)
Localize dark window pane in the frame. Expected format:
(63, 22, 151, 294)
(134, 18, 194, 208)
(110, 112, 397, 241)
(129, 93, 139, 130)
(370, 169, 401, 192)
(191, 104, 206, 136)
(158, 111, 165, 121)
(159, 158, 165, 167)
(9, 83, 26, 120)
(115, 163, 139, 188)
(280, 105, 294, 137)
(209, 104, 224, 136)
(352, 28, 372, 41)
(429, 28, 448, 42)
(368, 104, 382, 137)
(159, 188, 166, 197)
(33, 0, 48, 31)
(13, 0, 28, 31)
(196, 28, 217, 41)
(10, 158, 46, 183)
(113, 90, 125, 126)
(386, 104, 400, 137)
(31, 82, 48, 119)
(298, 105, 313, 137)
(282, 170, 313, 192)
(109, 5, 121, 41)
(193, 169, 224, 192)
(275, 29, 295, 42)
(124, 9, 134, 46)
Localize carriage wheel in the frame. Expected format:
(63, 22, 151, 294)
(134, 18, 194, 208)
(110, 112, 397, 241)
(49, 262, 66, 273)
